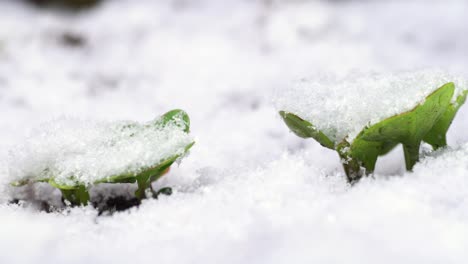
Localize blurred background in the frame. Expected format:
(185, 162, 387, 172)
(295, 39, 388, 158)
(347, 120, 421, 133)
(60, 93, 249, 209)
(1, 0, 468, 177)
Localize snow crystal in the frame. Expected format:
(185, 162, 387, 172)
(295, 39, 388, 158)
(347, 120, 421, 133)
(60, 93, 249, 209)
(274, 70, 468, 143)
(7, 115, 194, 186)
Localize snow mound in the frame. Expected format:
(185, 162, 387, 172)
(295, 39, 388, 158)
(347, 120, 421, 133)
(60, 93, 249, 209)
(7, 115, 194, 186)
(274, 70, 468, 142)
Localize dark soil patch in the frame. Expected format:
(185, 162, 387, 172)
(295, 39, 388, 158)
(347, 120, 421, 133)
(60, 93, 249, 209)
(95, 196, 141, 215)
(61, 32, 86, 48)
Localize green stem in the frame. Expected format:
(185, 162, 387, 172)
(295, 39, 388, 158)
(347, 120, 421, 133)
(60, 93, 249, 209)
(430, 135, 447, 150)
(338, 151, 364, 183)
(135, 174, 151, 200)
(61, 185, 90, 206)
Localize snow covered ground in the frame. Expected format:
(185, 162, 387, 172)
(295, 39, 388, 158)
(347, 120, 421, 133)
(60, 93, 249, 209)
(1, 0, 468, 263)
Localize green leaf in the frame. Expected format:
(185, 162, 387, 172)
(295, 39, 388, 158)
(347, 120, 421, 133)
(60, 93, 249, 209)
(48, 179, 90, 206)
(97, 139, 194, 201)
(423, 89, 468, 149)
(68, 109, 194, 200)
(10, 176, 50, 187)
(279, 111, 335, 149)
(358, 82, 454, 170)
(359, 83, 454, 143)
(154, 187, 173, 198)
(135, 141, 195, 199)
(153, 109, 191, 133)
(343, 138, 398, 181)
(97, 140, 194, 181)
(11, 109, 195, 205)
(279, 82, 465, 182)
(48, 178, 80, 190)
(10, 179, 31, 187)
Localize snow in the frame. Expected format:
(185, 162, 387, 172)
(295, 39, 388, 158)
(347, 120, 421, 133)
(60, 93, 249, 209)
(0, 0, 468, 263)
(7, 115, 193, 186)
(274, 70, 468, 142)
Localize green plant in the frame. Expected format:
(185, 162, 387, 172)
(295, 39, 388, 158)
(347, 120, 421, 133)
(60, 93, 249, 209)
(11, 109, 195, 206)
(280, 82, 467, 183)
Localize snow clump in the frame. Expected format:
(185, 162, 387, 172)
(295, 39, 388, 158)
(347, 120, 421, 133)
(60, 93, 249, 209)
(7, 115, 194, 186)
(274, 69, 468, 142)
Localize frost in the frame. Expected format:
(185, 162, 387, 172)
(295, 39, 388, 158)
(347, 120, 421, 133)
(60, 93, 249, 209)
(7, 115, 194, 186)
(274, 70, 468, 142)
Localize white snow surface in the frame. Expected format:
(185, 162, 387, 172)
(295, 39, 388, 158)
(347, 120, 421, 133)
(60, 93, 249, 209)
(8, 115, 193, 186)
(275, 70, 468, 142)
(1, 0, 468, 263)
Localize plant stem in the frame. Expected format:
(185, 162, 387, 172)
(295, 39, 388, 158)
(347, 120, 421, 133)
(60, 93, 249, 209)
(135, 174, 151, 200)
(61, 185, 90, 206)
(338, 150, 364, 183)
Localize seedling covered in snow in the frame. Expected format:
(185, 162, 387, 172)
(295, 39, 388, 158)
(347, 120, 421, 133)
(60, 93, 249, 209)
(276, 71, 468, 182)
(8, 109, 195, 205)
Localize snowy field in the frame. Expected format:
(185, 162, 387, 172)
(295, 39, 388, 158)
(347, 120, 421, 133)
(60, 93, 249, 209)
(1, 0, 468, 263)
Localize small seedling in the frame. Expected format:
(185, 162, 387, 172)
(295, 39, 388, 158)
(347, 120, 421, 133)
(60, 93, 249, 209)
(11, 109, 195, 206)
(280, 82, 467, 182)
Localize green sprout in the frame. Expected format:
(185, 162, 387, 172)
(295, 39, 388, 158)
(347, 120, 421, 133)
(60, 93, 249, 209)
(11, 109, 195, 206)
(280, 82, 467, 183)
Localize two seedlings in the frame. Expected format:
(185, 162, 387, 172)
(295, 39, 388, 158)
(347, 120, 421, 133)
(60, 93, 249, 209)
(9, 71, 468, 206)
